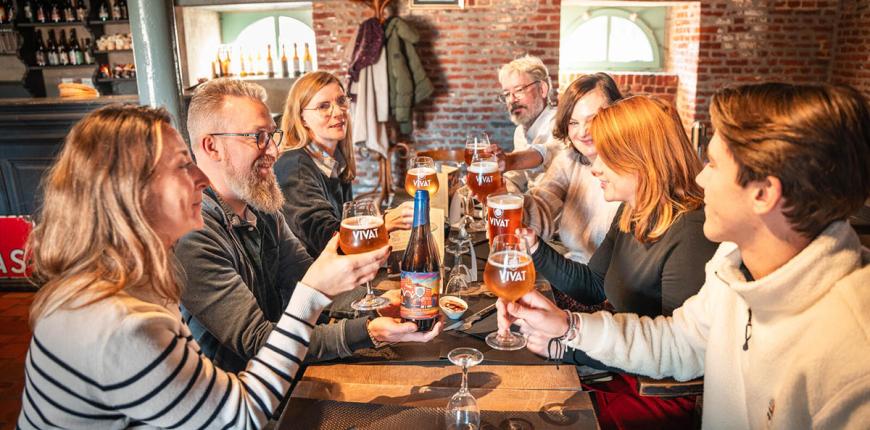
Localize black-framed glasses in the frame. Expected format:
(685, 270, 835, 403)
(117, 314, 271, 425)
(210, 129, 284, 150)
(302, 96, 351, 117)
(495, 80, 541, 104)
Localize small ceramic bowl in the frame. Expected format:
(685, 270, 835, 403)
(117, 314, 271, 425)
(439, 296, 468, 320)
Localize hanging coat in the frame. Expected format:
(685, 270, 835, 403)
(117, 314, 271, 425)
(385, 17, 434, 134)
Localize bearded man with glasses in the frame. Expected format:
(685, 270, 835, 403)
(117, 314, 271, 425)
(494, 55, 564, 192)
(175, 78, 434, 375)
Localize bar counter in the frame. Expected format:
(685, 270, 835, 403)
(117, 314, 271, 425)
(0, 95, 139, 216)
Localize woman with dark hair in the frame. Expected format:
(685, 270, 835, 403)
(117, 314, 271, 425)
(524, 73, 623, 264)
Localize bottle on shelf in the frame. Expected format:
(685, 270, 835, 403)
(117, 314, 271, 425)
(292, 43, 300, 78)
(64, 0, 75, 22)
(75, 0, 86, 22)
(98, 0, 108, 21)
(267, 44, 275, 78)
(83, 37, 94, 65)
(239, 47, 247, 78)
(23, 1, 35, 23)
(303, 42, 313, 74)
(35, 29, 47, 67)
(35, 0, 46, 23)
(255, 49, 264, 76)
(46, 29, 59, 66)
(111, 0, 120, 21)
(70, 29, 84, 65)
(400, 190, 442, 332)
(50, 0, 61, 23)
(118, 0, 127, 20)
(57, 29, 70, 66)
(280, 44, 289, 78)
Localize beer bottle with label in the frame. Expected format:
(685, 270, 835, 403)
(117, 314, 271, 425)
(303, 42, 313, 73)
(292, 43, 301, 78)
(400, 190, 441, 331)
(280, 44, 289, 78)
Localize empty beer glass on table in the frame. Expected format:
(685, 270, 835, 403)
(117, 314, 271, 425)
(340, 200, 390, 311)
(405, 156, 440, 196)
(484, 233, 536, 350)
(486, 192, 523, 246)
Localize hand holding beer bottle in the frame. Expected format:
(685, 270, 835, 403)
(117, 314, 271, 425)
(483, 233, 536, 350)
(340, 200, 391, 311)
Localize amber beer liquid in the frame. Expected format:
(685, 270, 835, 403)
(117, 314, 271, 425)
(467, 160, 503, 201)
(487, 193, 523, 245)
(339, 216, 388, 254)
(483, 250, 536, 302)
(404, 167, 439, 196)
(400, 190, 441, 331)
(464, 144, 491, 165)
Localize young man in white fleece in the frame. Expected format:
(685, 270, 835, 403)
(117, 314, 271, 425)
(499, 82, 870, 429)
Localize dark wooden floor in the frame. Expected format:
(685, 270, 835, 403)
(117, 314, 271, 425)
(0, 292, 33, 429)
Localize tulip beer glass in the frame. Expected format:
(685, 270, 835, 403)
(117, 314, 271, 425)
(340, 200, 390, 310)
(483, 233, 536, 350)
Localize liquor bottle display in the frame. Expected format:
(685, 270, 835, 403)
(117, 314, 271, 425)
(35, 29, 47, 66)
(303, 42, 313, 74)
(400, 190, 442, 331)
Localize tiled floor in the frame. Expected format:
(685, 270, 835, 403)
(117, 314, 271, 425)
(0, 292, 33, 429)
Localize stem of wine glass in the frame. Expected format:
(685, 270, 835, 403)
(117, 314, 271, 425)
(364, 280, 374, 298)
(460, 364, 469, 394)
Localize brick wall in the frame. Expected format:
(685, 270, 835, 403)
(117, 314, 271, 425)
(666, 2, 701, 131)
(313, 0, 562, 193)
(831, 0, 870, 99)
(692, 0, 841, 125)
(312, 0, 867, 194)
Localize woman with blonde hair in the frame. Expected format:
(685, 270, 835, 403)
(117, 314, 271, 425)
(509, 95, 718, 429)
(276, 71, 411, 257)
(18, 104, 388, 429)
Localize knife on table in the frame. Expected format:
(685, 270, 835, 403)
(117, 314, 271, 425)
(444, 302, 497, 332)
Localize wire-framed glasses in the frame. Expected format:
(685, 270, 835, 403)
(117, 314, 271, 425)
(302, 96, 351, 117)
(495, 80, 541, 103)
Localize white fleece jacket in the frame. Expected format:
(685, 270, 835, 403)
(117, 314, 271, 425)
(569, 220, 870, 429)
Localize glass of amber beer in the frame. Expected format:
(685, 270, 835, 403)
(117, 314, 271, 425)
(483, 233, 536, 350)
(340, 200, 391, 310)
(405, 156, 440, 196)
(486, 192, 523, 246)
(464, 132, 491, 166)
(466, 153, 503, 232)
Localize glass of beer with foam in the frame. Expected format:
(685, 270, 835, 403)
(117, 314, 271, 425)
(484, 233, 535, 350)
(340, 200, 390, 310)
(486, 192, 523, 246)
(405, 156, 440, 196)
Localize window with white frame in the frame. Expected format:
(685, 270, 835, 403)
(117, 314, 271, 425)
(560, 6, 665, 73)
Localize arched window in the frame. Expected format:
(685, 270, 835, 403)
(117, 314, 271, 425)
(229, 15, 317, 72)
(560, 8, 662, 72)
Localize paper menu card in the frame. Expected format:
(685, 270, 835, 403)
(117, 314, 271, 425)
(388, 207, 445, 263)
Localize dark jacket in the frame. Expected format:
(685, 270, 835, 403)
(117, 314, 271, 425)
(177, 188, 371, 373)
(385, 17, 434, 134)
(533, 204, 718, 371)
(275, 148, 354, 257)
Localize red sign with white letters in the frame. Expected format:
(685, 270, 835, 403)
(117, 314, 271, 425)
(0, 217, 32, 278)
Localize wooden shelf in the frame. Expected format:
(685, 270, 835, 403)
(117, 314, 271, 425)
(28, 64, 96, 70)
(95, 77, 135, 82)
(16, 21, 89, 27)
(94, 49, 133, 54)
(88, 20, 130, 25)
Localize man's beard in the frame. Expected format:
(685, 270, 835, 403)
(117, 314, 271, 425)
(224, 154, 285, 213)
(509, 96, 546, 128)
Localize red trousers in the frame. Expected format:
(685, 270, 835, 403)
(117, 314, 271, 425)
(583, 373, 697, 430)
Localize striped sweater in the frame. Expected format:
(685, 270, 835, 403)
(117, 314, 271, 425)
(17, 283, 330, 429)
